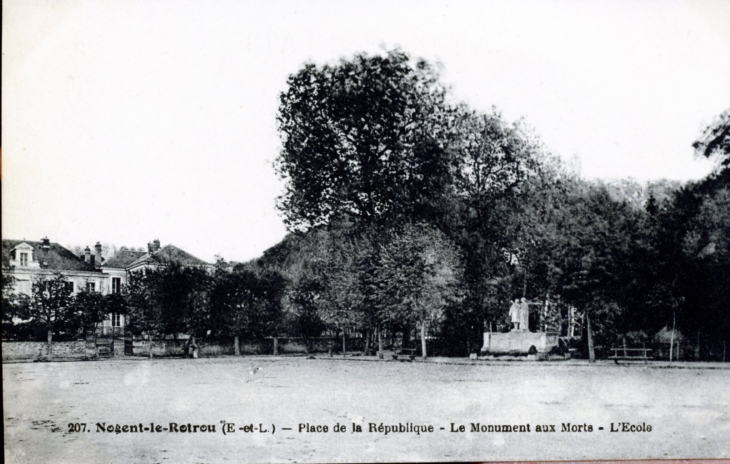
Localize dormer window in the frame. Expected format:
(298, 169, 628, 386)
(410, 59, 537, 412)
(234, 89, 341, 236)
(9, 243, 39, 269)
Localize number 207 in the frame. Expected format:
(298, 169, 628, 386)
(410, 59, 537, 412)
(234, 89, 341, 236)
(68, 423, 86, 432)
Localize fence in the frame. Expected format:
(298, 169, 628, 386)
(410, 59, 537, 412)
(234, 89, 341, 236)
(125, 336, 369, 357)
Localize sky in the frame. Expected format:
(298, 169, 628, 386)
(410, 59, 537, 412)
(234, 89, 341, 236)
(3, 0, 730, 263)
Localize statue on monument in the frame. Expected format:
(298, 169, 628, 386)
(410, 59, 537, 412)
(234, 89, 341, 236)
(509, 299, 521, 331)
(519, 297, 530, 332)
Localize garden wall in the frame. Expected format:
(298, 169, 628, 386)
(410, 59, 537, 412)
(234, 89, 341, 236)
(4, 336, 394, 360)
(2, 340, 90, 361)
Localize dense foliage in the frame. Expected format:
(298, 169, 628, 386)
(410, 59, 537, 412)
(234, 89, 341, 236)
(4, 50, 727, 361)
(272, 49, 730, 361)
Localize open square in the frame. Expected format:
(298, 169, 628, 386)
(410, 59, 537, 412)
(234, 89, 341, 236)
(3, 357, 729, 463)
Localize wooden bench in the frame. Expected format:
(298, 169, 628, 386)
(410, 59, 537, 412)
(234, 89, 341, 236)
(608, 347, 652, 364)
(392, 348, 417, 361)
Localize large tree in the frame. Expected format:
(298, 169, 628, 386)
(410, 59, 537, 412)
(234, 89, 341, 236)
(554, 184, 644, 361)
(437, 108, 544, 349)
(276, 49, 455, 231)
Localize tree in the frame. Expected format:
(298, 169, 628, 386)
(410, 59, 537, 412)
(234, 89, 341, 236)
(652, 178, 730, 361)
(124, 270, 165, 358)
(693, 108, 730, 168)
(555, 185, 642, 361)
(209, 264, 286, 355)
(1, 268, 28, 339)
(318, 233, 372, 354)
(153, 264, 212, 356)
(367, 223, 463, 358)
(125, 264, 212, 358)
(440, 108, 543, 350)
(276, 48, 455, 231)
(451, 108, 539, 216)
(73, 288, 118, 357)
(289, 276, 327, 346)
(23, 273, 76, 358)
(74, 289, 108, 335)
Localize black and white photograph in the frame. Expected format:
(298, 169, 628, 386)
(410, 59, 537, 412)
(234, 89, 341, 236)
(2, 1, 730, 462)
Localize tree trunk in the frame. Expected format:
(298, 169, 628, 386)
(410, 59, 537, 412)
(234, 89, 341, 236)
(669, 310, 676, 363)
(149, 339, 154, 359)
(420, 321, 428, 359)
(377, 328, 383, 359)
(586, 312, 595, 363)
(568, 306, 574, 337)
(273, 337, 279, 356)
(46, 329, 53, 359)
(342, 330, 346, 355)
(363, 330, 370, 355)
(695, 330, 700, 361)
(234, 335, 240, 356)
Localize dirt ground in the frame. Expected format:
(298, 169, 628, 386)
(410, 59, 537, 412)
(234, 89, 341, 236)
(3, 356, 729, 463)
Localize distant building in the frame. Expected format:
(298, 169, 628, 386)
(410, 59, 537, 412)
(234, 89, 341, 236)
(124, 239, 213, 273)
(3, 237, 212, 336)
(2, 237, 107, 296)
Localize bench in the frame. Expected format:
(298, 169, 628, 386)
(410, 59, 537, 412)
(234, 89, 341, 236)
(608, 347, 652, 364)
(392, 348, 417, 361)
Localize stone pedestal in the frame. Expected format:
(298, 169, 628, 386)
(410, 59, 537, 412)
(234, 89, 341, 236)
(481, 331, 558, 355)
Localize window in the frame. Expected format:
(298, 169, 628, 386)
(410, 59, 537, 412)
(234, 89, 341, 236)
(20, 252, 28, 266)
(86, 282, 96, 292)
(64, 281, 75, 294)
(111, 313, 122, 327)
(112, 277, 122, 294)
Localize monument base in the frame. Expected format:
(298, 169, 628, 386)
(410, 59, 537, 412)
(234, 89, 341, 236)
(481, 331, 559, 356)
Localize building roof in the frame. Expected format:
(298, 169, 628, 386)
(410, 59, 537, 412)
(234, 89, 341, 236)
(128, 244, 210, 269)
(2, 239, 101, 272)
(103, 248, 148, 269)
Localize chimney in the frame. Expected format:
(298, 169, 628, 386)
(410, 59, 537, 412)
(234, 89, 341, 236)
(94, 242, 102, 268)
(84, 246, 91, 263)
(41, 237, 51, 250)
(152, 239, 161, 252)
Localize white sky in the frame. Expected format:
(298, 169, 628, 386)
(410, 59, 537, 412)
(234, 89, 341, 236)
(3, 0, 730, 263)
